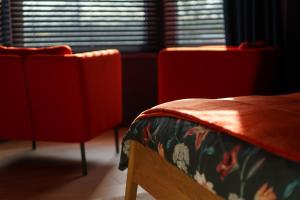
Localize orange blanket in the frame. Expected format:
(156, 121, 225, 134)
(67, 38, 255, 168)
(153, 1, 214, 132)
(137, 93, 300, 164)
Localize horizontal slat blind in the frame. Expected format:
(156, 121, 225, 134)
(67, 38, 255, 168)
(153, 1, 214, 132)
(164, 0, 225, 47)
(0, 0, 12, 45)
(10, 0, 159, 52)
(0, 0, 2, 44)
(0, 0, 4, 44)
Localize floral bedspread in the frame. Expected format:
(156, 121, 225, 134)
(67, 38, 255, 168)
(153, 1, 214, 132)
(119, 117, 300, 200)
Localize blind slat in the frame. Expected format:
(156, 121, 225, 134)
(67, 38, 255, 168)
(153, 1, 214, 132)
(14, 32, 158, 38)
(13, 21, 158, 27)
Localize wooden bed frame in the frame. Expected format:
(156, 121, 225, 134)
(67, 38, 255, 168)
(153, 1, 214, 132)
(124, 141, 224, 200)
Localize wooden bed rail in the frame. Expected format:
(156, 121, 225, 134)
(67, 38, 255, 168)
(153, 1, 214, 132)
(125, 140, 223, 200)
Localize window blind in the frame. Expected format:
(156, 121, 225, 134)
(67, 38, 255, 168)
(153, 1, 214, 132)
(164, 0, 225, 47)
(10, 0, 159, 52)
(0, 0, 2, 44)
(0, 0, 12, 45)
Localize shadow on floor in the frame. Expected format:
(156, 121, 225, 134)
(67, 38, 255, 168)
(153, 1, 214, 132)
(0, 153, 117, 200)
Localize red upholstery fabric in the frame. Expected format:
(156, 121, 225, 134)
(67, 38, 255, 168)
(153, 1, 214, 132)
(0, 47, 122, 144)
(25, 50, 122, 142)
(238, 41, 267, 49)
(0, 55, 32, 140)
(137, 93, 300, 164)
(75, 51, 122, 139)
(158, 45, 279, 103)
(0, 45, 72, 59)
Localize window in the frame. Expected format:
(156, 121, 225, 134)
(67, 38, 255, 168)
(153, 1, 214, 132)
(10, 0, 159, 52)
(1, 0, 12, 45)
(0, 0, 225, 52)
(164, 0, 225, 47)
(0, 0, 2, 44)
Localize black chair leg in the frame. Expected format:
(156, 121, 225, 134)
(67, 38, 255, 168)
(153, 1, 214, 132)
(32, 140, 36, 150)
(114, 127, 119, 154)
(80, 143, 88, 176)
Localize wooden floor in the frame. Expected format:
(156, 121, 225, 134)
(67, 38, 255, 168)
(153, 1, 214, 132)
(0, 129, 153, 200)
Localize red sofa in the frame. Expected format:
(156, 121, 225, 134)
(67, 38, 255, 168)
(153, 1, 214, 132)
(0, 45, 122, 175)
(158, 45, 279, 103)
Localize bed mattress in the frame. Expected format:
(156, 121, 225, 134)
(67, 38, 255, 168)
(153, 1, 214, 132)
(119, 93, 300, 200)
(119, 117, 300, 200)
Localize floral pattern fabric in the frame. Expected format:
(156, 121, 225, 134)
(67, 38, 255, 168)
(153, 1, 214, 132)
(119, 117, 300, 200)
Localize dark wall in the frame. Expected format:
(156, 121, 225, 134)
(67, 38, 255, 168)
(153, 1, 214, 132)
(122, 53, 158, 125)
(281, 0, 300, 92)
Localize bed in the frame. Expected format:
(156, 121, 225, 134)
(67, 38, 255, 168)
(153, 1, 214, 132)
(119, 93, 300, 200)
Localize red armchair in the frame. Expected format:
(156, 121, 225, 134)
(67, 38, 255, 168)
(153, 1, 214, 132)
(158, 45, 279, 103)
(0, 55, 32, 140)
(0, 47, 122, 175)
